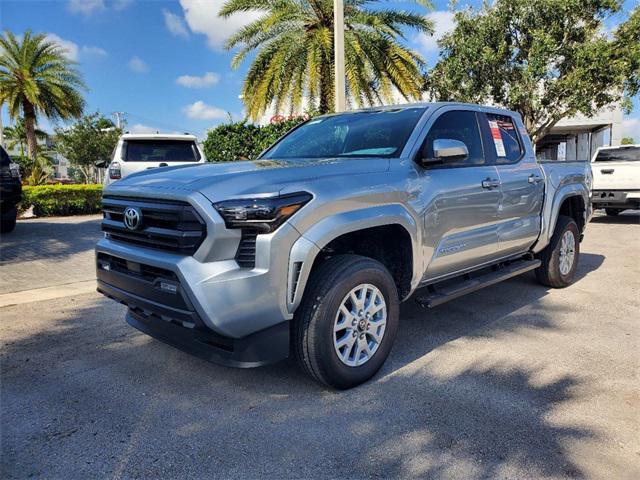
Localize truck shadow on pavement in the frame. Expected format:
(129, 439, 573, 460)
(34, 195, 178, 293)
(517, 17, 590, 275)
(0, 216, 102, 264)
(589, 211, 640, 225)
(1, 253, 605, 479)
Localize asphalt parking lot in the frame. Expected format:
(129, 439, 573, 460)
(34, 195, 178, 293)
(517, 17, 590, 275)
(1, 212, 639, 479)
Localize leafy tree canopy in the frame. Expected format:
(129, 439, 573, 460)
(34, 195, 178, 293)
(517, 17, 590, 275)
(54, 113, 120, 183)
(425, 0, 640, 144)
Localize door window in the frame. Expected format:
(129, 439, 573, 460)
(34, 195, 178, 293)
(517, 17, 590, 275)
(485, 114, 523, 164)
(422, 111, 485, 167)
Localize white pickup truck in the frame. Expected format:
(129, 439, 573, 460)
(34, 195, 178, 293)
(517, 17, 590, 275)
(591, 144, 640, 216)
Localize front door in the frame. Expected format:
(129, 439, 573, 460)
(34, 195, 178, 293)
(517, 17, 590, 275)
(417, 109, 502, 281)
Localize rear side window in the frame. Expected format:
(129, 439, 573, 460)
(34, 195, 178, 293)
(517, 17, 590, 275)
(594, 146, 639, 162)
(123, 140, 200, 162)
(485, 114, 522, 164)
(423, 110, 485, 167)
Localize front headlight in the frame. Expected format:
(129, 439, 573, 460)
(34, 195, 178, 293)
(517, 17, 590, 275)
(213, 192, 312, 233)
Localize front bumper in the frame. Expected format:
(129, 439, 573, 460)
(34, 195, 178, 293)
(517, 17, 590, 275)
(97, 263, 289, 368)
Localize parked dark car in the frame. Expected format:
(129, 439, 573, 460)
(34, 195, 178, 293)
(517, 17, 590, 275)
(0, 146, 22, 233)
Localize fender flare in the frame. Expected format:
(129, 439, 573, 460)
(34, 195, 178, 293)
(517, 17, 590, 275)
(286, 204, 421, 312)
(534, 184, 590, 253)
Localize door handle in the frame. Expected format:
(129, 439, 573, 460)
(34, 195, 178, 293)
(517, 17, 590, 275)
(481, 178, 500, 189)
(528, 174, 543, 184)
(601, 169, 614, 174)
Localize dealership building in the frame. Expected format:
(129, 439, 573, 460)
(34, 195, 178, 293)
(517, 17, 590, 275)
(535, 105, 624, 161)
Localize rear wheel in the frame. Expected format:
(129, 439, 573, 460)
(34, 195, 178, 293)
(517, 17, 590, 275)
(535, 215, 580, 288)
(293, 255, 399, 389)
(605, 208, 622, 216)
(0, 206, 17, 234)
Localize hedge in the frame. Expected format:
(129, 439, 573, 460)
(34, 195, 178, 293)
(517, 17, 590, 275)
(21, 184, 103, 217)
(203, 117, 308, 162)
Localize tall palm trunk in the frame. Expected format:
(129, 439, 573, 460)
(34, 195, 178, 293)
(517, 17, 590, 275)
(23, 101, 38, 160)
(319, 46, 335, 114)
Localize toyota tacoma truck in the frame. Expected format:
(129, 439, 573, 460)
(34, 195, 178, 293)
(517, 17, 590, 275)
(590, 144, 639, 216)
(96, 103, 592, 389)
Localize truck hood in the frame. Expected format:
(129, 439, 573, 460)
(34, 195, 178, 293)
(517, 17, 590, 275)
(106, 157, 390, 201)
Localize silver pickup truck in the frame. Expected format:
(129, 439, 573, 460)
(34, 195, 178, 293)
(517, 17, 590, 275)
(96, 103, 592, 389)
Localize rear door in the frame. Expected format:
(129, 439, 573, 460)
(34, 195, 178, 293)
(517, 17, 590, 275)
(120, 139, 203, 178)
(418, 108, 502, 281)
(481, 112, 545, 256)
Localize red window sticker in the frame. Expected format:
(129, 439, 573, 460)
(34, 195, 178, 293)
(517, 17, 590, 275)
(488, 120, 506, 157)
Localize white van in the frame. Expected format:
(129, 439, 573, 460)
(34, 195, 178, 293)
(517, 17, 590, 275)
(104, 133, 206, 185)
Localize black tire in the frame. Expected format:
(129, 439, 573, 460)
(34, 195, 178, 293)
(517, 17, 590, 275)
(293, 255, 399, 389)
(605, 208, 622, 216)
(535, 215, 580, 288)
(0, 206, 17, 234)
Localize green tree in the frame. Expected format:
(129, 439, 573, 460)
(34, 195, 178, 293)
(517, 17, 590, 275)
(221, 0, 434, 120)
(3, 117, 48, 158)
(425, 1, 640, 144)
(621, 137, 636, 145)
(0, 30, 86, 160)
(54, 113, 121, 183)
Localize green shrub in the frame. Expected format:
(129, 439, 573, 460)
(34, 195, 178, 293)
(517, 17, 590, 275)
(21, 184, 103, 217)
(203, 116, 308, 162)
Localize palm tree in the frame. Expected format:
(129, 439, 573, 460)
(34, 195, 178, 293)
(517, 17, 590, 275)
(3, 117, 48, 158)
(0, 30, 85, 161)
(221, 0, 434, 119)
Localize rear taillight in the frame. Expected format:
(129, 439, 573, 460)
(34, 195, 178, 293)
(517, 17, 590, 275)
(109, 162, 121, 180)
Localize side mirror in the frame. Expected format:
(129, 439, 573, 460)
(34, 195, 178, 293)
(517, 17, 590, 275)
(94, 159, 108, 168)
(422, 138, 469, 165)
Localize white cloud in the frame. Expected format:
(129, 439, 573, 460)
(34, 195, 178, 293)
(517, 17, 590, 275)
(46, 34, 108, 61)
(620, 117, 640, 140)
(68, 0, 105, 16)
(113, 0, 133, 11)
(179, 0, 263, 50)
(46, 33, 79, 61)
(176, 72, 220, 88)
(415, 11, 456, 55)
(81, 45, 108, 57)
(163, 9, 190, 38)
(129, 123, 157, 134)
(128, 56, 148, 73)
(183, 101, 228, 120)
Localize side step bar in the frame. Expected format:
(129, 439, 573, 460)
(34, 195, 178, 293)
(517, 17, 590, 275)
(416, 259, 541, 308)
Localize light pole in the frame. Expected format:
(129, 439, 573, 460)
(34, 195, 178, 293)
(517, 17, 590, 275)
(333, 0, 346, 112)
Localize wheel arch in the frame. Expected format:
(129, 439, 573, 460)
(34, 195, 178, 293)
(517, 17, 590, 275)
(534, 185, 590, 254)
(287, 205, 421, 313)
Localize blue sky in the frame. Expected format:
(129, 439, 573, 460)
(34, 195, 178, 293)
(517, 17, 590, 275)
(2, 0, 639, 139)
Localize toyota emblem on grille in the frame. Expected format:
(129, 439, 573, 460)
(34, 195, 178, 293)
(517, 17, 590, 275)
(123, 206, 142, 230)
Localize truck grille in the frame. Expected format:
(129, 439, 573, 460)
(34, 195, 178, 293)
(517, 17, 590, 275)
(102, 195, 206, 255)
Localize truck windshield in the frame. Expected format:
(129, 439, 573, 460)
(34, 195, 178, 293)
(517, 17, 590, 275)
(261, 107, 426, 159)
(123, 140, 200, 162)
(594, 146, 639, 162)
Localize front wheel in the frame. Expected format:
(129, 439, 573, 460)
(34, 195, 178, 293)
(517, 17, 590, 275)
(293, 255, 399, 389)
(535, 215, 580, 288)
